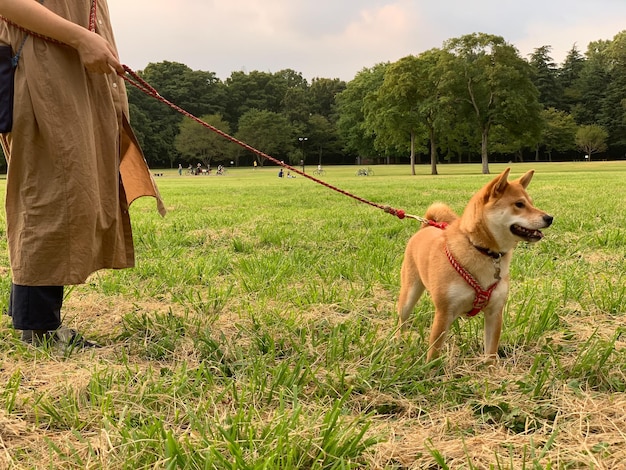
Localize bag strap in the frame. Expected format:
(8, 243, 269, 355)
(5, 0, 97, 67)
(11, 0, 44, 67)
(12, 36, 28, 67)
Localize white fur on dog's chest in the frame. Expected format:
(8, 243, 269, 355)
(445, 276, 508, 317)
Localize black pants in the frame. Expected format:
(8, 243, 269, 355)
(8, 283, 64, 330)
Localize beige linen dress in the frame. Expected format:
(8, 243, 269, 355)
(0, 0, 165, 286)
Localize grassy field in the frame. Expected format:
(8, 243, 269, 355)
(1, 161, 626, 468)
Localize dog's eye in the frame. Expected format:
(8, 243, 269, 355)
(515, 201, 525, 209)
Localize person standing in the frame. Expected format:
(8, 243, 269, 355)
(0, 0, 165, 347)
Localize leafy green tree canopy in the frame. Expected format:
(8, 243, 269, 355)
(174, 114, 235, 168)
(442, 33, 541, 173)
(540, 108, 578, 160)
(335, 63, 389, 159)
(235, 109, 296, 165)
(576, 124, 608, 160)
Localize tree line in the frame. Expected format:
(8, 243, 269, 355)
(124, 31, 626, 174)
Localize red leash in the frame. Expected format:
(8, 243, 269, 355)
(0, 6, 416, 222)
(120, 66, 415, 221)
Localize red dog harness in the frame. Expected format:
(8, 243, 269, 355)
(427, 219, 500, 317)
(445, 244, 499, 317)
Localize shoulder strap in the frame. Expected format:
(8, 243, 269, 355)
(5, 0, 97, 67)
(8, 0, 44, 67)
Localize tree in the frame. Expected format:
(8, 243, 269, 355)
(564, 31, 626, 154)
(282, 86, 311, 125)
(601, 31, 626, 149)
(576, 124, 608, 160)
(126, 61, 226, 167)
(224, 69, 308, 130)
(335, 63, 388, 161)
(369, 50, 450, 175)
(557, 45, 585, 113)
(442, 33, 542, 173)
(224, 71, 283, 128)
(364, 56, 426, 172)
(127, 103, 151, 155)
(489, 123, 541, 162)
(235, 109, 295, 166)
(306, 114, 342, 166)
(274, 68, 311, 130)
(309, 78, 346, 119)
(572, 40, 611, 126)
(528, 46, 563, 110)
(539, 108, 577, 161)
(174, 114, 234, 168)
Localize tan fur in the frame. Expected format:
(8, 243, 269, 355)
(397, 168, 553, 362)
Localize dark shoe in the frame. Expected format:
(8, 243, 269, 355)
(21, 327, 100, 349)
(21, 329, 53, 344)
(55, 327, 101, 349)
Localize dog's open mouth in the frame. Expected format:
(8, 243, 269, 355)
(510, 224, 544, 241)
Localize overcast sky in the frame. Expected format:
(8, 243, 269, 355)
(107, 0, 626, 82)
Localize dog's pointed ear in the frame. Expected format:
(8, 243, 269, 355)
(487, 167, 511, 199)
(517, 170, 535, 189)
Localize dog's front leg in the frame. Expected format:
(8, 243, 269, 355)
(483, 306, 503, 362)
(427, 310, 456, 361)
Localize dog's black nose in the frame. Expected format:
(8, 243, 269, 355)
(543, 215, 554, 226)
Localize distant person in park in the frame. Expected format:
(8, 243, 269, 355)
(178, 163, 183, 176)
(0, 0, 165, 347)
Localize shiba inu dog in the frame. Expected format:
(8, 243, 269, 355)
(397, 168, 553, 362)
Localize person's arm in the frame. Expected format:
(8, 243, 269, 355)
(0, 0, 123, 74)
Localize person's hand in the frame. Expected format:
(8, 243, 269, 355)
(75, 30, 124, 75)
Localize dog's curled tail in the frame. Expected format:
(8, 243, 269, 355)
(422, 202, 458, 228)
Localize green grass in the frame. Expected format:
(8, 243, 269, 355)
(2, 161, 626, 468)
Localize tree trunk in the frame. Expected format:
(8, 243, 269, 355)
(481, 129, 490, 174)
(410, 131, 416, 175)
(429, 127, 438, 175)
